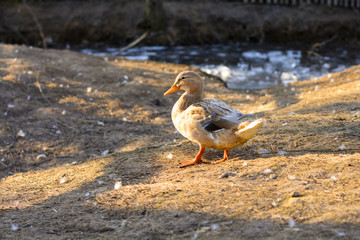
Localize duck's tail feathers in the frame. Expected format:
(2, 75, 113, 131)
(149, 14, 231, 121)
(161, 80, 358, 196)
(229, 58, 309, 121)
(235, 118, 264, 141)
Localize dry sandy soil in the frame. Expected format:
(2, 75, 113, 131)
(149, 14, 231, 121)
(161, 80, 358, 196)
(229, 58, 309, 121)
(0, 43, 360, 239)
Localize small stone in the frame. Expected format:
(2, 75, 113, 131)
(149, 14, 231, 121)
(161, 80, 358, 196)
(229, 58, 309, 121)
(87, 87, 92, 93)
(338, 145, 345, 150)
(59, 177, 67, 184)
(36, 154, 46, 161)
(210, 223, 220, 231)
(114, 181, 122, 190)
(263, 168, 273, 174)
(7, 104, 15, 108)
(167, 153, 173, 159)
(219, 172, 236, 178)
(17, 130, 26, 137)
(291, 191, 300, 197)
(97, 121, 105, 126)
(258, 148, 271, 154)
(331, 175, 338, 181)
(101, 150, 109, 156)
(11, 224, 18, 231)
(288, 175, 296, 180)
(269, 174, 277, 179)
(288, 219, 296, 228)
(277, 150, 287, 156)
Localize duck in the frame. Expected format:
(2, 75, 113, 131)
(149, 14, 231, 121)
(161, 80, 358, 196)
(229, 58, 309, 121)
(164, 71, 264, 168)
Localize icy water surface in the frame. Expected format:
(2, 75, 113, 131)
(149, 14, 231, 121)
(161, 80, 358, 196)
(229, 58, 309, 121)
(81, 43, 360, 90)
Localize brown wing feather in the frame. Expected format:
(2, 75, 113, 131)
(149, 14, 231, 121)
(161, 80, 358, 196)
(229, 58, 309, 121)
(193, 98, 248, 131)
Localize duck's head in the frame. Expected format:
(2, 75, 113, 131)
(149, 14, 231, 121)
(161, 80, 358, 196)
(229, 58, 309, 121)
(164, 71, 204, 96)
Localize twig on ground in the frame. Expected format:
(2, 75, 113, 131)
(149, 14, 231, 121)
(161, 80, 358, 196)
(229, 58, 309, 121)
(34, 71, 52, 105)
(49, 117, 80, 134)
(307, 35, 338, 58)
(114, 31, 150, 55)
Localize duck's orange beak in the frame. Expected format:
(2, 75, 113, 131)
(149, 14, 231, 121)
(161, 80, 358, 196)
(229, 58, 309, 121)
(164, 84, 180, 96)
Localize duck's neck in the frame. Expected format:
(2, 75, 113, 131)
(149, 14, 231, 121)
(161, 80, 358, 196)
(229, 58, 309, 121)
(176, 92, 203, 112)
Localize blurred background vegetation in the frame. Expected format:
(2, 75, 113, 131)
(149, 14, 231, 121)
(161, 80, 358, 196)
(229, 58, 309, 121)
(1, 0, 359, 48)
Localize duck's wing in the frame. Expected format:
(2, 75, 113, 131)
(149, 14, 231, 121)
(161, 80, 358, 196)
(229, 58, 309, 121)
(210, 111, 251, 129)
(194, 99, 251, 132)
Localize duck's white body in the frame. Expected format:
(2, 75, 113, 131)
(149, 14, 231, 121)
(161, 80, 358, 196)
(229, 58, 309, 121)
(164, 71, 264, 167)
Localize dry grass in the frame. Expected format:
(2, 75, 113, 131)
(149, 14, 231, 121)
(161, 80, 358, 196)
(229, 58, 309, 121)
(97, 153, 360, 222)
(1, 157, 111, 210)
(0, 43, 359, 239)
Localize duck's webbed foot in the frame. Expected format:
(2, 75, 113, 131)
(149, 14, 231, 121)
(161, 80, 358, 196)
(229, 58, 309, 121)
(214, 150, 229, 164)
(179, 147, 205, 168)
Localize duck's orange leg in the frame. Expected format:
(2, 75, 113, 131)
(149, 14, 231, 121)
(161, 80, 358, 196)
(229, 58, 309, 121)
(179, 147, 205, 168)
(214, 150, 229, 164)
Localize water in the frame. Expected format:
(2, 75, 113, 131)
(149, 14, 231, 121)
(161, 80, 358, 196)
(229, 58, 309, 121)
(80, 43, 360, 90)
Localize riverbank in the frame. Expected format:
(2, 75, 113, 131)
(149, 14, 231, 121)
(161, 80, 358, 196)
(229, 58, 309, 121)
(1, 0, 360, 48)
(0, 44, 360, 239)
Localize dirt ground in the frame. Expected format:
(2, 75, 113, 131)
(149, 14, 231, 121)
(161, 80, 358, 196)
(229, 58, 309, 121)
(0, 43, 360, 239)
